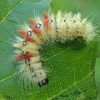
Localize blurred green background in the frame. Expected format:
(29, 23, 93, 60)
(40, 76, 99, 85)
(50, 0, 100, 99)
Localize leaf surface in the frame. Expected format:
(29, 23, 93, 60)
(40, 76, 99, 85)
(0, 0, 97, 100)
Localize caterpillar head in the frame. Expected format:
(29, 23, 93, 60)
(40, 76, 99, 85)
(34, 68, 49, 87)
(38, 78, 49, 87)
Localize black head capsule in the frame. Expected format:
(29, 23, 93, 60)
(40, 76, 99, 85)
(38, 78, 49, 87)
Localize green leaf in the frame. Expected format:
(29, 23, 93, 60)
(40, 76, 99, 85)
(0, 0, 97, 100)
(0, 0, 21, 22)
(95, 57, 100, 100)
(96, 38, 100, 58)
(41, 39, 97, 100)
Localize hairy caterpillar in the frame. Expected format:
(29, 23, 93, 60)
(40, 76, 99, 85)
(13, 11, 96, 87)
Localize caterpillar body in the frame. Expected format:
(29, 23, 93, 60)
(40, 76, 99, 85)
(13, 11, 95, 87)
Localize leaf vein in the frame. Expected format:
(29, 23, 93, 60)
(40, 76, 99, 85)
(0, 0, 23, 23)
(48, 70, 94, 100)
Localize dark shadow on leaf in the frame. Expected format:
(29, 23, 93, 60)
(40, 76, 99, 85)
(70, 36, 87, 51)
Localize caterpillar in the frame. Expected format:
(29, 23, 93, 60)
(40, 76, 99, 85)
(13, 11, 96, 87)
